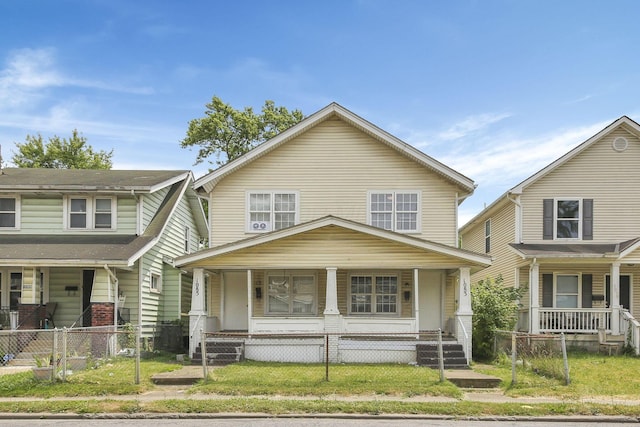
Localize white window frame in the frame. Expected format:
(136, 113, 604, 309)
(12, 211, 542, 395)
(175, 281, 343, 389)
(64, 196, 117, 231)
(367, 191, 421, 233)
(484, 218, 491, 253)
(348, 272, 400, 316)
(554, 198, 582, 240)
(183, 225, 191, 253)
(246, 191, 299, 233)
(265, 272, 317, 316)
(0, 195, 20, 230)
(553, 273, 581, 308)
(150, 271, 162, 293)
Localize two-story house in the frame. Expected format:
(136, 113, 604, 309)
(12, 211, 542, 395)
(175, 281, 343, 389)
(0, 168, 208, 346)
(460, 116, 640, 353)
(176, 103, 491, 364)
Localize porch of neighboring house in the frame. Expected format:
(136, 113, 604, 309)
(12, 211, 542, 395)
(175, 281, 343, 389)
(515, 259, 640, 354)
(187, 266, 475, 366)
(0, 266, 126, 332)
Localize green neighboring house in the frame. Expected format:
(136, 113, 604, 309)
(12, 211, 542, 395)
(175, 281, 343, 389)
(0, 168, 208, 343)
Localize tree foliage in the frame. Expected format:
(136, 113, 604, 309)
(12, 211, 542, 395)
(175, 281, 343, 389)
(471, 275, 525, 360)
(12, 129, 113, 169)
(180, 96, 304, 167)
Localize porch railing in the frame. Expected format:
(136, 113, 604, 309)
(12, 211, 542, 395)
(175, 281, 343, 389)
(620, 309, 640, 355)
(539, 308, 610, 333)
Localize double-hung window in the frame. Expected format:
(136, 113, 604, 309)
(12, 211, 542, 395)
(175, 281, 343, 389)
(555, 199, 580, 239)
(150, 272, 162, 293)
(266, 273, 316, 315)
(350, 274, 398, 315)
(0, 197, 18, 228)
(247, 191, 298, 232)
(369, 191, 419, 232)
(555, 274, 579, 308)
(66, 196, 115, 230)
(484, 219, 491, 253)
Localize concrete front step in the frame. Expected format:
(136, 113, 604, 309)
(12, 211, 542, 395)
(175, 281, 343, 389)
(444, 369, 502, 388)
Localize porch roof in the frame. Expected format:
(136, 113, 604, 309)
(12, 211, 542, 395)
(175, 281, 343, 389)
(176, 215, 491, 270)
(509, 237, 640, 259)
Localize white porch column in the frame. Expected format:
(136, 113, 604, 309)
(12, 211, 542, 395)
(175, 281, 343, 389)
(247, 269, 253, 334)
(324, 267, 340, 362)
(456, 267, 472, 360)
(413, 268, 419, 332)
(529, 261, 540, 334)
(611, 262, 621, 335)
(189, 268, 207, 357)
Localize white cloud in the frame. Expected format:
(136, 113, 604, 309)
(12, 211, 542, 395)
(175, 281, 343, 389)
(437, 112, 512, 141)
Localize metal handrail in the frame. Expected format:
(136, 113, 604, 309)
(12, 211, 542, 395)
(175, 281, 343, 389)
(70, 306, 92, 329)
(457, 316, 470, 365)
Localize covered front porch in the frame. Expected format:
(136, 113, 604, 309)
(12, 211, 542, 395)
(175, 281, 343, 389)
(177, 217, 491, 363)
(512, 240, 640, 354)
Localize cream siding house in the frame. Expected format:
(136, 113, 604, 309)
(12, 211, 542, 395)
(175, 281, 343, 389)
(460, 116, 640, 353)
(176, 103, 491, 364)
(0, 169, 208, 346)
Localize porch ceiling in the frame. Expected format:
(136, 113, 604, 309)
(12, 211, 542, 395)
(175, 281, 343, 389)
(177, 217, 490, 271)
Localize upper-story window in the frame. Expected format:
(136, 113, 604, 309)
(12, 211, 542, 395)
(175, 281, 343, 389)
(368, 191, 420, 232)
(484, 219, 491, 253)
(543, 198, 593, 241)
(247, 191, 298, 233)
(66, 196, 116, 230)
(184, 225, 191, 253)
(150, 271, 162, 293)
(0, 197, 19, 229)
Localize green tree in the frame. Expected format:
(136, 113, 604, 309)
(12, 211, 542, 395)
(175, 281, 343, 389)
(180, 96, 304, 166)
(471, 275, 525, 360)
(12, 129, 113, 169)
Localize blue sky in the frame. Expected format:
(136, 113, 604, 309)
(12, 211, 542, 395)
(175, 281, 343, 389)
(1, 0, 640, 224)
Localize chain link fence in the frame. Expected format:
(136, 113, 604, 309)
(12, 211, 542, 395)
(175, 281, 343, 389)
(198, 331, 457, 384)
(494, 330, 570, 385)
(0, 325, 141, 383)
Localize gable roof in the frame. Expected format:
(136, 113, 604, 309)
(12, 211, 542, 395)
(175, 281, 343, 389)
(460, 115, 640, 232)
(176, 215, 491, 269)
(0, 168, 190, 193)
(193, 102, 476, 198)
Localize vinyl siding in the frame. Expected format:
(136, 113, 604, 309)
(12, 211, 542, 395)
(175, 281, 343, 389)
(210, 118, 460, 247)
(48, 268, 83, 327)
(522, 128, 640, 243)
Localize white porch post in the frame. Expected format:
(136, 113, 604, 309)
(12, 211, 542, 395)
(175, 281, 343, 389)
(611, 262, 621, 335)
(413, 268, 419, 332)
(247, 269, 253, 334)
(456, 267, 472, 360)
(189, 268, 206, 358)
(530, 261, 540, 334)
(324, 267, 340, 362)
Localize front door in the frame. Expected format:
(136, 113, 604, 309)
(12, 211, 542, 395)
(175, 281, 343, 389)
(223, 271, 248, 330)
(418, 270, 442, 331)
(606, 275, 631, 310)
(82, 270, 95, 327)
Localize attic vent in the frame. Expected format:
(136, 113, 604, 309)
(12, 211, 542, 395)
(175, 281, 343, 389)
(612, 136, 628, 152)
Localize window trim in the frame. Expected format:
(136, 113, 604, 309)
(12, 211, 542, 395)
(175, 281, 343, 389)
(183, 225, 191, 253)
(348, 272, 400, 316)
(264, 271, 317, 316)
(63, 196, 117, 231)
(367, 191, 421, 233)
(553, 273, 581, 308)
(484, 218, 491, 253)
(150, 271, 162, 293)
(0, 195, 20, 230)
(245, 191, 299, 233)
(554, 198, 582, 240)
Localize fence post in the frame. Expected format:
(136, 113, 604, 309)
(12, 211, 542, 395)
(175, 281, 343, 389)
(61, 327, 68, 382)
(325, 334, 329, 382)
(511, 331, 517, 385)
(201, 329, 207, 381)
(135, 326, 141, 385)
(52, 328, 58, 382)
(437, 329, 445, 383)
(560, 333, 570, 385)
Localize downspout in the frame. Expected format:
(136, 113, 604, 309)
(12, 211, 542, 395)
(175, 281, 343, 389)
(104, 265, 119, 329)
(131, 189, 142, 235)
(455, 192, 459, 247)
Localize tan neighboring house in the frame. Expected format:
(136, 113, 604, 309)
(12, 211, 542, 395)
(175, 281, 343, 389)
(0, 168, 208, 346)
(460, 116, 640, 353)
(176, 103, 491, 364)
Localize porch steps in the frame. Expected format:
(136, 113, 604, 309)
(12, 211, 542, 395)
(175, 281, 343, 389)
(6, 332, 54, 367)
(416, 343, 469, 369)
(192, 340, 245, 366)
